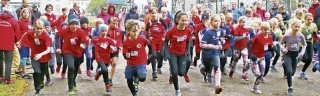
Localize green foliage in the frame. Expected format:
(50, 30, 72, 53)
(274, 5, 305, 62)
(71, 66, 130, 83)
(0, 75, 31, 96)
(87, 0, 109, 13)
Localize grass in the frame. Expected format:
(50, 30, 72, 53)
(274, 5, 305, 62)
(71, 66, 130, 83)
(0, 75, 31, 96)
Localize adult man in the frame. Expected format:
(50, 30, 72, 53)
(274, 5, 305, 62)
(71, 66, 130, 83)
(269, 0, 279, 18)
(15, 0, 30, 19)
(31, 4, 41, 25)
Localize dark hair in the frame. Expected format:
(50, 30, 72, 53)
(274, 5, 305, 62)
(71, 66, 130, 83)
(45, 4, 53, 11)
(62, 8, 67, 11)
(226, 9, 232, 13)
(174, 11, 188, 25)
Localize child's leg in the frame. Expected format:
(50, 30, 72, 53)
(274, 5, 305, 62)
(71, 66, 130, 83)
(125, 65, 137, 95)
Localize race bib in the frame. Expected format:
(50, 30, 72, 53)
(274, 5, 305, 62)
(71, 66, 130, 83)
(307, 34, 312, 40)
(28, 25, 32, 30)
(55, 29, 58, 32)
(70, 38, 76, 45)
(34, 38, 40, 45)
(217, 31, 221, 37)
(177, 36, 184, 42)
(86, 36, 89, 40)
(290, 43, 298, 48)
(243, 33, 247, 37)
(264, 44, 268, 50)
(130, 51, 138, 56)
(100, 42, 108, 49)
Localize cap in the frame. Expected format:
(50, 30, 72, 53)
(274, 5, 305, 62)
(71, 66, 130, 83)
(201, 13, 209, 19)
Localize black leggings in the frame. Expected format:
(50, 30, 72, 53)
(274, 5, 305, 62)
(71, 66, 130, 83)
(97, 61, 109, 85)
(283, 51, 299, 87)
(0, 50, 13, 80)
(168, 53, 187, 90)
(271, 44, 281, 66)
(56, 54, 68, 73)
(90, 47, 96, 71)
(64, 53, 82, 91)
(301, 43, 313, 72)
(150, 50, 164, 72)
(31, 59, 48, 92)
(193, 53, 200, 67)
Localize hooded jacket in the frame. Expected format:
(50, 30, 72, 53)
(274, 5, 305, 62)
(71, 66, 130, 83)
(97, 7, 109, 24)
(124, 4, 139, 24)
(107, 4, 118, 19)
(0, 14, 21, 51)
(308, 4, 319, 22)
(0, 5, 18, 20)
(119, 6, 127, 31)
(269, 5, 279, 18)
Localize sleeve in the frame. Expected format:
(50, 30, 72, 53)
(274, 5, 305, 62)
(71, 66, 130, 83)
(200, 31, 209, 44)
(89, 38, 96, 52)
(187, 29, 192, 41)
(145, 22, 151, 34)
(57, 28, 66, 37)
(165, 29, 172, 40)
(225, 27, 232, 39)
(300, 35, 307, 55)
(44, 34, 53, 47)
(160, 18, 168, 30)
(79, 30, 87, 43)
(144, 38, 149, 46)
(14, 20, 21, 43)
(122, 41, 128, 54)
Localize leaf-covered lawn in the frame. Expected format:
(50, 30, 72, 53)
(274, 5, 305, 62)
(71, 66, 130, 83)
(0, 75, 31, 96)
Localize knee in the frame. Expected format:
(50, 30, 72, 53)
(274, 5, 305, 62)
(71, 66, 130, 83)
(178, 71, 185, 76)
(112, 63, 117, 67)
(138, 74, 146, 82)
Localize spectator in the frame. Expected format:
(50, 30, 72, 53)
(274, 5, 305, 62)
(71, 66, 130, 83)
(239, 2, 246, 15)
(0, 0, 18, 20)
(68, 2, 81, 18)
(269, 0, 279, 18)
(16, 0, 30, 19)
(143, 5, 151, 25)
(97, 7, 108, 24)
(230, 1, 243, 23)
(106, 4, 118, 21)
(308, 0, 319, 22)
(124, 4, 139, 24)
(118, 6, 127, 35)
(255, 1, 266, 21)
(196, 4, 202, 14)
(31, 5, 41, 25)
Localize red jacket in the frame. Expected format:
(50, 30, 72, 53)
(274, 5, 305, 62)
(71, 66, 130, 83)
(18, 19, 32, 47)
(194, 23, 206, 53)
(308, 4, 319, 22)
(43, 13, 57, 31)
(107, 27, 123, 52)
(0, 14, 21, 51)
(191, 16, 201, 25)
(255, 8, 266, 21)
(56, 15, 67, 32)
(81, 27, 92, 47)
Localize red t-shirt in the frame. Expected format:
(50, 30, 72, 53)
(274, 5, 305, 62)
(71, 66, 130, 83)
(163, 17, 171, 26)
(194, 23, 206, 53)
(107, 27, 123, 51)
(57, 27, 86, 57)
(18, 19, 32, 47)
(232, 26, 250, 49)
(148, 20, 166, 44)
(26, 31, 52, 63)
(165, 26, 192, 55)
(250, 33, 273, 58)
(56, 15, 67, 32)
(43, 13, 57, 31)
(191, 16, 201, 25)
(81, 27, 92, 47)
(91, 36, 116, 64)
(123, 36, 149, 66)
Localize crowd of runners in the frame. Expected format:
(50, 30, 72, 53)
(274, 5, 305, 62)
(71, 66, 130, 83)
(1, 0, 320, 96)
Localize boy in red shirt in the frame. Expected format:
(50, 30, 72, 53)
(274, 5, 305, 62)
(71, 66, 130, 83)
(247, 22, 274, 94)
(92, 24, 117, 92)
(56, 14, 86, 95)
(193, 13, 209, 67)
(56, 8, 68, 32)
(145, 7, 168, 79)
(123, 20, 149, 96)
(18, 20, 53, 95)
(55, 22, 69, 79)
(79, 17, 93, 77)
(106, 17, 123, 86)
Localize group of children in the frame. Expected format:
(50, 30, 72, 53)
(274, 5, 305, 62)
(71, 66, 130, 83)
(1, 2, 320, 96)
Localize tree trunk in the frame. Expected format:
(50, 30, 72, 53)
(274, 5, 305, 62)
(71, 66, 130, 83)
(287, 0, 291, 16)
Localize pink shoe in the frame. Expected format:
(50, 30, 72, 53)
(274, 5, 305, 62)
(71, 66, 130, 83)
(61, 73, 66, 79)
(56, 66, 61, 73)
(78, 68, 82, 74)
(86, 70, 92, 77)
(184, 74, 190, 83)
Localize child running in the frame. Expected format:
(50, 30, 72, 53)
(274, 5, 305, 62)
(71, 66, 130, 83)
(247, 21, 274, 94)
(55, 22, 69, 79)
(280, 19, 306, 95)
(193, 13, 209, 68)
(92, 24, 117, 92)
(122, 20, 148, 96)
(80, 17, 93, 77)
(18, 20, 52, 96)
(199, 14, 223, 94)
(43, 20, 56, 86)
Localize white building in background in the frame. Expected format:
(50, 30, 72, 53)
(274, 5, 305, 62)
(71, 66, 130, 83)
(9, 0, 41, 10)
(37, 0, 90, 16)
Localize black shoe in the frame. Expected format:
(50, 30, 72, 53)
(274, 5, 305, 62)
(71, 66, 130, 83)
(22, 74, 32, 79)
(207, 73, 212, 83)
(41, 82, 44, 89)
(15, 71, 22, 75)
(152, 72, 158, 79)
(203, 73, 207, 83)
(109, 79, 113, 86)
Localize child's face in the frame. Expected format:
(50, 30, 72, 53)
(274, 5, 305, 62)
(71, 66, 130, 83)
(291, 23, 301, 32)
(178, 15, 189, 27)
(46, 6, 52, 12)
(22, 11, 30, 19)
(305, 16, 313, 24)
(151, 10, 157, 19)
(191, 11, 197, 16)
(81, 23, 88, 29)
(296, 12, 302, 19)
(239, 20, 246, 27)
(100, 29, 107, 36)
(261, 27, 270, 35)
(69, 24, 78, 32)
(34, 25, 44, 33)
(62, 10, 67, 15)
(210, 16, 221, 29)
(161, 11, 166, 17)
(45, 26, 50, 32)
(220, 16, 226, 25)
(110, 21, 118, 28)
(129, 26, 140, 39)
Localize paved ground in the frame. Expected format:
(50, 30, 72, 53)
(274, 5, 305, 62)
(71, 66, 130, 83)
(25, 55, 320, 96)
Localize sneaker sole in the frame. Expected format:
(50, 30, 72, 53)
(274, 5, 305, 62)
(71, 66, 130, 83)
(251, 89, 262, 94)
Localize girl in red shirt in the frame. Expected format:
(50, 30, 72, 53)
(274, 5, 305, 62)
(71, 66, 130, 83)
(122, 20, 149, 96)
(56, 14, 86, 95)
(247, 22, 274, 94)
(43, 4, 57, 32)
(80, 17, 93, 77)
(107, 17, 123, 86)
(163, 11, 192, 96)
(56, 8, 68, 32)
(145, 7, 168, 79)
(18, 20, 53, 95)
(91, 24, 116, 92)
(229, 16, 251, 80)
(55, 22, 69, 79)
(16, 8, 32, 79)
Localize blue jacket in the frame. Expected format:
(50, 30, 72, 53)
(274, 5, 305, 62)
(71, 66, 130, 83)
(124, 4, 139, 24)
(220, 24, 233, 46)
(47, 29, 57, 53)
(200, 28, 224, 58)
(91, 27, 99, 47)
(231, 8, 244, 23)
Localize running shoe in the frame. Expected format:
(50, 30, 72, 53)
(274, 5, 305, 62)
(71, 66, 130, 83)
(183, 74, 190, 83)
(229, 71, 234, 78)
(22, 74, 32, 79)
(152, 72, 158, 79)
(34, 91, 40, 96)
(175, 91, 181, 96)
(251, 88, 262, 94)
(95, 70, 101, 81)
(109, 79, 113, 86)
(4, 80, 14, 85)
(61, 73, 66, 79)
(215, 86, 223, 94)
(45, 80, 52, 86)
(56, 66, 61, 73)
(68, 89, 75, 95)
(242, 73, 249, 81)
(106, 84, 112, 92)
(207, 73, 212, 83)
(157, 68, 162, 74)
(260, 77, 265, 83)
(78, 68, 82, 74)
(15, 71, 22, 75)
(86, 70, 92, 77)
(299, 72, 307, 80)
(169, 75, 173, 84)
(287, 88, 293, 95)
(271, 65, 278, 71)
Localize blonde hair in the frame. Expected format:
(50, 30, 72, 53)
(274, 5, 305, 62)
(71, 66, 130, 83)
(196, 4, 202, 9)
(109, 17, 119, 23)
(248, 18, 262, 29)
(191, 8, 198, 13)
(260, 21, 270, 30)
(161, 7, 167, 12)
(289, 18, 302, 28)
(126, 20, 140, 32)
(96, 18, 104, 23)
(245, 8, 253, 14)
(209, 14, 220, 22)
(271, 18, 279, 28)
(33, 20, 45, 28)
(19, 8, 31, 20)
(73, 2, 79, 7)
(39, 16, 48, 22)
(238, 16, 247, 23)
